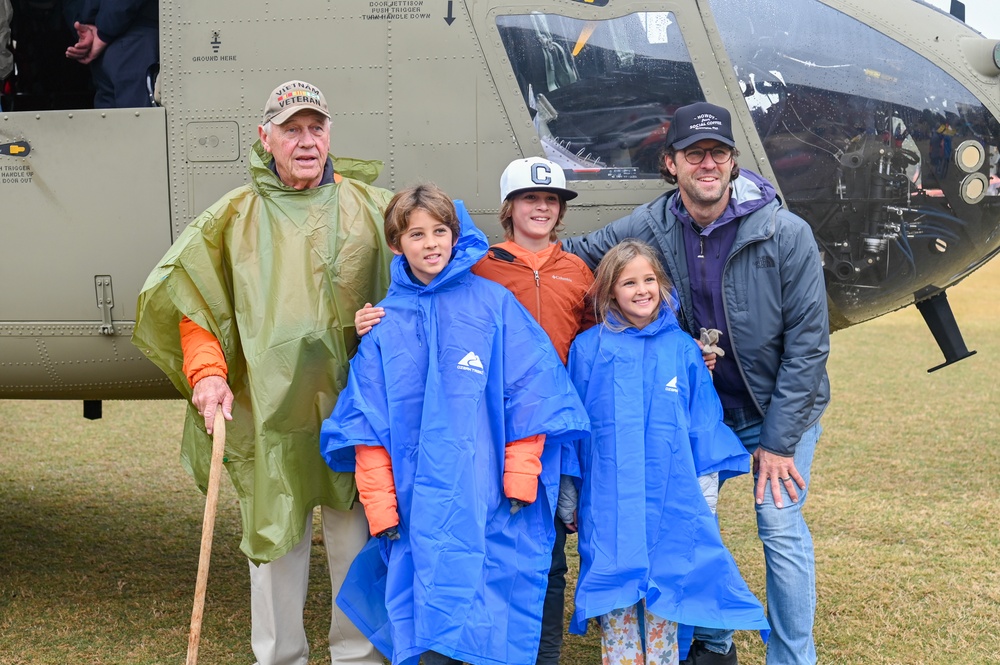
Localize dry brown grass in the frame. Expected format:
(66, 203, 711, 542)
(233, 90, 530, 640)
(1, 260, 999, 664)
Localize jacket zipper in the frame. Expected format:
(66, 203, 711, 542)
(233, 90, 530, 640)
(489, 249, 544, 321)
(534, 269, 541, 318)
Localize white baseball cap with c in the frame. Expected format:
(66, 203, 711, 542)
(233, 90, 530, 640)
(499, 157, 578, 205)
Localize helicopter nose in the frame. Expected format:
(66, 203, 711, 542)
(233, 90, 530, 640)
(704, 0, 1000, 334)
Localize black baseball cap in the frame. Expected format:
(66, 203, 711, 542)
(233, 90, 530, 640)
(665, 102, 736, 151)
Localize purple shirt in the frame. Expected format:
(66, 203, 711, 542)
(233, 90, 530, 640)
(670, 170, 777, 410)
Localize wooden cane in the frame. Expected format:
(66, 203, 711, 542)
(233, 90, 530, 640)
(185, 410, 227, 665)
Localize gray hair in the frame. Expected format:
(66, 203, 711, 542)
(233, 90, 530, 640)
(261, 115, 331, 137)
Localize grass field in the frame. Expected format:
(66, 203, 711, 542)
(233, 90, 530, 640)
(1, 259, 998, 665)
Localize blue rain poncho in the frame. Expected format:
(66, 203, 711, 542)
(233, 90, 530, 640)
(567, 304, 769, 639)
(320, 202, 590, 665)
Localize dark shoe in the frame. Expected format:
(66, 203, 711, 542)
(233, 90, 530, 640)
(680, 639, 737, 665)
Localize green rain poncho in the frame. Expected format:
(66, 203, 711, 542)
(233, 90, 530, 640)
(133, 142, 393, 563)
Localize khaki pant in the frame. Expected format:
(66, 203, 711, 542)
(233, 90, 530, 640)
(249, 505, 381, 665)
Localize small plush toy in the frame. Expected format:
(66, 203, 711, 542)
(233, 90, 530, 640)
(699, 327, 726, 357)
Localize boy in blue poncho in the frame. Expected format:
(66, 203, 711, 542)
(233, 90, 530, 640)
(563, 240, 769, 664)
(320, 184, 590, 665)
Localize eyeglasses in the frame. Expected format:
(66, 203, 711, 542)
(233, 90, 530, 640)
(681, 146, 734, 165)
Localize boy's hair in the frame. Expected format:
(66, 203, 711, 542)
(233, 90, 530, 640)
(591, 240, 675, 330)
(384, 183, 460, 250)
(498, 194, 568, 242)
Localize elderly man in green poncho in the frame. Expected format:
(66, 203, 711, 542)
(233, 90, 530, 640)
(133, 80, 392, 665)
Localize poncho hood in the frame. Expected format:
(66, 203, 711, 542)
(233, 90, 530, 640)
(388, 199, 488, 294)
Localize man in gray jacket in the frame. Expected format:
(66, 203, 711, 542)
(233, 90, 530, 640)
(562, 101, 829, 665)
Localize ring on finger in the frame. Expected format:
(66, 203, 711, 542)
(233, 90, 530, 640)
(778, 476, 791, 482)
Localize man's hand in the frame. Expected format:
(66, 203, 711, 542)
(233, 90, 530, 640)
(753, 447, 805, 508)
(80, 32, 108, 65)
(65, 22, 96, 61)
(563, 511, 578, 533)
(354, 302, 384, 337)
(191, 375, 234, 434)
(65, 23, 108, 64)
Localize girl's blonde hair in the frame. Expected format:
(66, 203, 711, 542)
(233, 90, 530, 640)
(591, 240, 675, 330)
(498, 193, 568, 242)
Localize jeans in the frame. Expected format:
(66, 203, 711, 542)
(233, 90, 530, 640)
(693, 421, 820, 665)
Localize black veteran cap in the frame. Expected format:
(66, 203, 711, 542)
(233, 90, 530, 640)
(262, 80, 331, 125)
(665, 102, 736, 151)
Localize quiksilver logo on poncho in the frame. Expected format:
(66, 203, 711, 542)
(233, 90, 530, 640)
(458, 351, 484, 375)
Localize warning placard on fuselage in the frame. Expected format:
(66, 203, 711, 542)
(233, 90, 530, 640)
(363, 1, 430, 20)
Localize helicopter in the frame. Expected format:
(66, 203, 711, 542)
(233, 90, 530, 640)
(1, 0, 998, 418)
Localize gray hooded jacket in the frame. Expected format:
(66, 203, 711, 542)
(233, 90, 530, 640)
(563, 175, 830, 457)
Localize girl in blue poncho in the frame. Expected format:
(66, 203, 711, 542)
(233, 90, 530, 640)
(564, 240, 769, 665)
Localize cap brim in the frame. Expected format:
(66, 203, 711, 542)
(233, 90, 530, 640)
(671, 132, 736, 151)
(504, 185, 579, 202)
(267, 105, 332, 126)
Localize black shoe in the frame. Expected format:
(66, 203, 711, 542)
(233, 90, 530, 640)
(680, 639, 737, 665)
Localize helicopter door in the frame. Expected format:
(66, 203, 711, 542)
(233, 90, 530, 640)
(0, 107, 171, 397)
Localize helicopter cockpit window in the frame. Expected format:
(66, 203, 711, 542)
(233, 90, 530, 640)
(708, 0, 1000, 326)
(496, 11, 704, 181)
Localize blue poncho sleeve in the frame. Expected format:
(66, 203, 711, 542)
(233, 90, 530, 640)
(682, 340, 750, 481)
(320, 333, 391, 472)
(564, 333, 599, 479)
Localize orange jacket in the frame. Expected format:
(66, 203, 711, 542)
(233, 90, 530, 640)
(472, 241, 595, 364)
(179, 317, 227, 387)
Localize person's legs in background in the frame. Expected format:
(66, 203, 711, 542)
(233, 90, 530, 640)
(421, 651, 463, 665)
(536, 518, 568, 665)
(92, 24, 157, 108)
